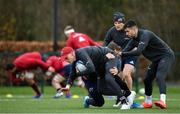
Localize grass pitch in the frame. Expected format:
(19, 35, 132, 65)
(0, 86, 180, 114)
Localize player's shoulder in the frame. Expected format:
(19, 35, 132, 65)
(138, 29, 155, 42)
(31, 51, 40, 55)
(47, 56, 58, 61)
(72, 32, 84, 38)
(107, 26, 116, 33)
(140, 28, 152, 34)
(75, 46, 92, 53)
(17, 52, 32, 58)
(90, 46, 110, 52)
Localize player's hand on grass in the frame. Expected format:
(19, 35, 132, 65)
(61, 84, 71, 92)
(61, 88, 69, 92)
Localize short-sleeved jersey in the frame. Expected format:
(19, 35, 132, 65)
(46, 56, 69, 72)
(13, 52, 49, 71)
(66, 32, 99, 50)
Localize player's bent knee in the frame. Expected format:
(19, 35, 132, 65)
(123, 64, 135, 75)
(25, 78, 35, 85)
(52, 78, 61, 85)
(52, 74, 65, 83)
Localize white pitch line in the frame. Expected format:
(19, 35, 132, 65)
(0, 113, 179, 114)
(0, 113, 180, 114)
(1, 97, 180, 102)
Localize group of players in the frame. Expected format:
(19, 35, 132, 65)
(5, 11, 174, 110)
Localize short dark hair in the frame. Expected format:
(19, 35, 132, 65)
(107, 41, 122, 51)
(123, 19, 137, 29)
(5, 63, 15, 71)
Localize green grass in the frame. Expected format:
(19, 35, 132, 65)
(0, 86, 180, 113)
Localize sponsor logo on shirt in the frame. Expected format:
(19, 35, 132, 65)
(139, 42, 145, 45)
(124, 37, 130, 40)
(129, 61, 134, 65)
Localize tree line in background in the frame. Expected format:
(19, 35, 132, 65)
(0, 0, 179, 50)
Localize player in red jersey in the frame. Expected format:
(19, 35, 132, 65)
(64, 25, 100, 50)
(64, 25, 100, 86)
(46, 55, 72, 98)
(5, 52, 50, 99)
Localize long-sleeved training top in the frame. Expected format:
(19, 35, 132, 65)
(122, 29, 174, 62)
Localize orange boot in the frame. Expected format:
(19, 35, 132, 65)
(154, 100, 167, 109)
(142, 102, 153, 108)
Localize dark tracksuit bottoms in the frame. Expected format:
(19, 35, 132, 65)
(144, 52, 175, 95)
(86, 59, 130, 107)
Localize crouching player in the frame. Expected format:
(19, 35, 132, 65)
(5, 52, 49, 99)
(46, 55, 72, 98)
(60, 46, 136, 109)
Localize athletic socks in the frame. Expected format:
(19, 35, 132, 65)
(57, 88, 61, 92)
(144, 94, 166, 104)
(160, 94, 166, 103)
(145, 95, 152, 103)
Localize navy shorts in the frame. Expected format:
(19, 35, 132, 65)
(58, 64, 72, 79)
(121, 56, 137, 70)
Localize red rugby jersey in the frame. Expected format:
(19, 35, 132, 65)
(66, 32, 99, 50)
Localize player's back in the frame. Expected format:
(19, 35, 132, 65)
(138, 29, 173, 62)
(46, 56, 69, 72)
(76, 46, 113, 66)
(13, 52, 46, 70)
(16, 52, 41, 61)
(68, 32, 94, 49)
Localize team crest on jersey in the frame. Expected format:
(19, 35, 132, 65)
(79, 37, 85, 42)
